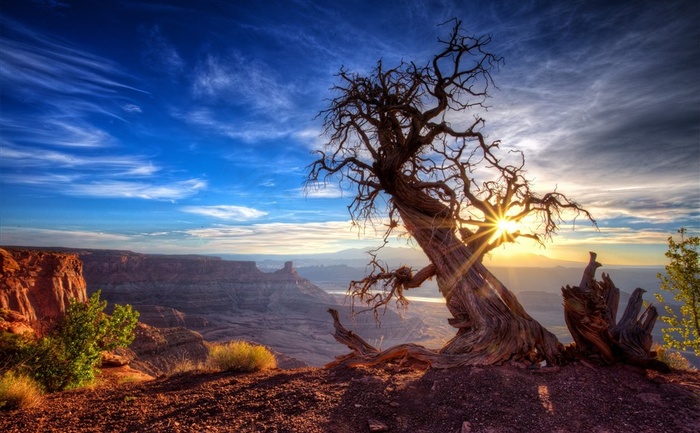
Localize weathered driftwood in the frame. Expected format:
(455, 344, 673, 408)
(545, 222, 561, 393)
(326, 252, 670, 373)
(562, 252, 669, 372)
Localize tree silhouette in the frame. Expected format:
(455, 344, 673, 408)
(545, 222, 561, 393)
(310, 21, 661, 369)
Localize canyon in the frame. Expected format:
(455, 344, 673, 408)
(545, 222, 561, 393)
(0, 246, 443, 368)
(4, 246, 688, 369)
(0, 247, 211, 375)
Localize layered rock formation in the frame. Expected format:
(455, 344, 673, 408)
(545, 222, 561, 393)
(78, 250, 334, 315)
(73, 250, 340, 365)
(0, 247, 87, 322)
(2, 247, 441, 367)
(0, 247, 210, 375)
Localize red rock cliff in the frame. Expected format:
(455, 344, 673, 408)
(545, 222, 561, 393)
(0, 247, 88, 322)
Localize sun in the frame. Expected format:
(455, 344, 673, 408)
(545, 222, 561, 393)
(496, 218, 518, 234)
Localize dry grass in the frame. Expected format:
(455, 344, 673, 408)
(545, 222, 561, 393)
(0, 371, 43, 410)
(170, 358, 209, 375)
(652, 343, 697, 371)
(207, 341, 277, 373)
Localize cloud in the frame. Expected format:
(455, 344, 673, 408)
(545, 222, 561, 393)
(122, 104, 142, 113)
(182, 220, 380, 254)
(181, 205, 268, 221)
(173, 107, 294, 142)
(192, 53, 294, 113)
(65, 178, 207, 200)
(0, 142, 153, 173)
(1, 118, 115, 148)
(1, 164, 206, 200)
(300, 183, 344, 199)
(140, 25, 185, 76)
(0, 18, 146, 102)
(0, 226, 131, 249)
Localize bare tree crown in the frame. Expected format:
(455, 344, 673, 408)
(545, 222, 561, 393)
(308, 20, 595, 262)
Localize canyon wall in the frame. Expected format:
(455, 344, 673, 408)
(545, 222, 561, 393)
(0, 247, 212, 374)
(77, 250, 335, 315)
(1, 247, 440, 367)
(0, 247, 87, 322)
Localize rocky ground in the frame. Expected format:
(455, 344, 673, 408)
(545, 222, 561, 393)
(2, 362, 699, 433)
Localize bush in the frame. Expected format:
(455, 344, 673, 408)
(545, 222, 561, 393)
(208, 341, 277, 372)
(0, 291, 139, 392)
(0, 371, 42, 410)
(653, 343, 697, 371)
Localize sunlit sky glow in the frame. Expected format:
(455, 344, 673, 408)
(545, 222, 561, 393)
(1, 0, 698, 266)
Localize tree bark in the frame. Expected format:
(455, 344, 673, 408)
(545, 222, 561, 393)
(394, 201, 564, 366)
(562, 252, 669, 372)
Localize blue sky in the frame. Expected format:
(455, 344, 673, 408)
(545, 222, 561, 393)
(1, 0, 698, 265)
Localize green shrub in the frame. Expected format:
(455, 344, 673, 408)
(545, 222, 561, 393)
(0, 291, 139, 392)
(0, 371, 42, 410)
(208, 341, 277, 372)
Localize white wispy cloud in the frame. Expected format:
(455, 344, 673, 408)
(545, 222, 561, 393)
(173, 108, 294, 142)
(0, 142, 153, 173)
(300, 183, 345, 199)
(121, 104, 143, 113)
(182, 220, 381, 254)
(192, 53, 294, 113)
(140, 25, 184, 76)
(0, 18, 146, 102)
(65, 178, 206, 200)
(1, 118, 115, 148)
(181, 205, 268, 221)
(2, 165, 205, 200)
(0, 226, 131, 248)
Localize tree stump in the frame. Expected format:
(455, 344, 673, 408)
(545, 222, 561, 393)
(562, 252, 669, 372)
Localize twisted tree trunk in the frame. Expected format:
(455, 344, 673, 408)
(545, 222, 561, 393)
(326, 249, 669, 373)
(396, 203, 563, 366)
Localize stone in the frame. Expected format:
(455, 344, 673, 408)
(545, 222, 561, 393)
(368, 419, 390, 432)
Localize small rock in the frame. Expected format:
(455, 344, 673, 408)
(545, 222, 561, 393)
(637, 392, 663, 406)
(460, 421, 472, 433)
(368, 419, 389, 432)
(389, 401, 400, 407)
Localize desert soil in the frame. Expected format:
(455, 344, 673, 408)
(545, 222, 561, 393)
(2, 363, 699, 433)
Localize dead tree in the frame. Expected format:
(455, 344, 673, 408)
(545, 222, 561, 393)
(309, 21, 660, 369)
(327, 253, 667, 372)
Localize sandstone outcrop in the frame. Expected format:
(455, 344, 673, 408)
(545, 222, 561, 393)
(0, 308, 35, 336)
(122, 323, 209, 376)
(0, 247, 213, 375)
(0, 247, 87, 322)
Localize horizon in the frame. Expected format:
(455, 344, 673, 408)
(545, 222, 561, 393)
(1, 1, 698, 267)
(0, 243, 667, 269)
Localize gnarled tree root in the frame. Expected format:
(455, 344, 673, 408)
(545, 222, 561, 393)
(325, 309, 529, 369)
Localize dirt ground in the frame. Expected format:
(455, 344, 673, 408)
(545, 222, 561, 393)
(2, 363, 699, 433)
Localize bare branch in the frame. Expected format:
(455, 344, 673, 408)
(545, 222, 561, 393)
(308, 19, 595, 316)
